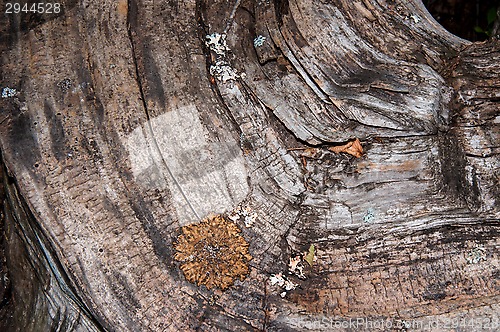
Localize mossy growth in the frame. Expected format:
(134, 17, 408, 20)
(174, 214, 252, 290)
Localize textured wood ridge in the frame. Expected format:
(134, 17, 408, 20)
(0, 0, 498, 331)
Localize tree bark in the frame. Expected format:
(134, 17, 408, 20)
(0, 0, 499, 331)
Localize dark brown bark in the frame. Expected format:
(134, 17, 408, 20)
(0, 0, 499, 331)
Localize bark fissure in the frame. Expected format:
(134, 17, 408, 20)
(196, 1, 245, 141)
(2, 167, 107, 331)
(126, 0, 200, 220)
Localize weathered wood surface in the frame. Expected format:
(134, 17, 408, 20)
(0, 0, 498, 331)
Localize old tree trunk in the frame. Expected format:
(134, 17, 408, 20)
(0, 0, 499, 330)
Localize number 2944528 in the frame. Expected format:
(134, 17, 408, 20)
(5, 3, 61, 14)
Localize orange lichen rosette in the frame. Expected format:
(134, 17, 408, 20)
(174, 215, 252, 290)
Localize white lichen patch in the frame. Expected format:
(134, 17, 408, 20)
(289, 255, 306, 279)
(1, 87, 17, 98)
(205, 32, 244, 83)
(466, 246, 487, 264)
(57, 78, 72, 92)
(206, 33, 230, 56)
(253, 35, 266, 47)
(289, 256, 301, 271)
(228, 204, 258, 227)
(283, 279, 298, 291)
(270, 272, 298, 297)
(270, 272, 286, 287)
(409, 14, 421, 24)
(210, 61, 241, 83)
(363, 208, 375, 223)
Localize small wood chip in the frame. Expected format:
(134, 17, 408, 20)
(328, 138, 363, 158)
